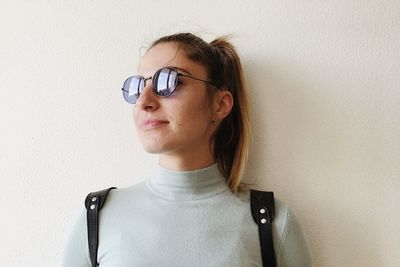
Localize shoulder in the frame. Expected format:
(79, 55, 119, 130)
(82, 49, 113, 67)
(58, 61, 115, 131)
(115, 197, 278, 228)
(238, 189, 311, 266)
(63, 182, 149, 266)
(102, 180, 147, 203)
(273, 198, 312, 266)
(95, 180, 153, 220)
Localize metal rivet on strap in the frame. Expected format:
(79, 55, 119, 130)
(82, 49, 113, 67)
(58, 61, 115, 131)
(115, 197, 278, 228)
(90, 204, 96, 210)
(260, 208, 266, 214)
(261, 218, 267, 224)
(91, 197, 97, 202)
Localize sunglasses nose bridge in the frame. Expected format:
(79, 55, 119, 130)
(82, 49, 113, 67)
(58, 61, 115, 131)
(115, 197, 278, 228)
(142, 77, 153, 89)
(136, 77, 153, 98)
(136, 76, 159, 104)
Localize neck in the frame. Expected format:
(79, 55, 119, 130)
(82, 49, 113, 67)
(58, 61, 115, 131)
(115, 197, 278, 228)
(147, 163, 228, 201)
(159, 146, 216, 171)
(159, 154, 216, 171)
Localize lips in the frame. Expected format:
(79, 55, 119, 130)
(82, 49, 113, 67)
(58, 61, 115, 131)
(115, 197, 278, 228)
(140, 119, 169, 130)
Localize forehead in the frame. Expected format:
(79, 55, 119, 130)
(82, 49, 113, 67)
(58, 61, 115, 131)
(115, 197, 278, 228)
(139, 42, 206, 76)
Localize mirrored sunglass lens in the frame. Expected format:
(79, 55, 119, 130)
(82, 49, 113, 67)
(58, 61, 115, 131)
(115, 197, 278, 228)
(156, 69, 177, 96)
(123, 76, 143, 104)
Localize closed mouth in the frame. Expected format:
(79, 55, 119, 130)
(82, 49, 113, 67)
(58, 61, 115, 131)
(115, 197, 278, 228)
(141, 120, 169, 130)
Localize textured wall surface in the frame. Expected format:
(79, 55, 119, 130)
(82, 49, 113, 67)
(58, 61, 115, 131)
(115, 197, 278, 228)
(0, 0, 399, 266)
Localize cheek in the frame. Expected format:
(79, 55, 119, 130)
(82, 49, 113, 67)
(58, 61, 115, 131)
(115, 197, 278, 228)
(174, 101, 212, 132)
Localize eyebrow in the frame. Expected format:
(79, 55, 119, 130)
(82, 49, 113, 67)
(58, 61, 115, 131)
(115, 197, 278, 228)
(166, 66, 192, 76)
(139, 66, 193, 78)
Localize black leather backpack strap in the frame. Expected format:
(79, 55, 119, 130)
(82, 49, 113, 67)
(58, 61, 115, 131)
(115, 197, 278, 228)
(85, 187, 116, 267)
(250, 189, 276, 267)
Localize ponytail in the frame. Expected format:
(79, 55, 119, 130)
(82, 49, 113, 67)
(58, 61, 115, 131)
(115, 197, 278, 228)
(208, 38, 250, 194)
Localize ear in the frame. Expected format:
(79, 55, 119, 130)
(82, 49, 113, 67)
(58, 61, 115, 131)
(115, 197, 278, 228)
(212, 90, 233, 122)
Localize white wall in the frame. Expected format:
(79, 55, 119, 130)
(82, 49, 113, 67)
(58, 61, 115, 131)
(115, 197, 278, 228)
(1, 0, 399, 266)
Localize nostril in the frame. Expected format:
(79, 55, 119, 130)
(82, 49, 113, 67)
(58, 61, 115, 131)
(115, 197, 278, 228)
(144, 105, 154, 111)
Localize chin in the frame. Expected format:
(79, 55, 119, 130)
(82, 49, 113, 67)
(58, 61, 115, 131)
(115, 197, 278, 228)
(141, 141, 167, 154)
(141, 145, 161, 154)
(141, 140, 181, 155)
(137, 134, 167, 154)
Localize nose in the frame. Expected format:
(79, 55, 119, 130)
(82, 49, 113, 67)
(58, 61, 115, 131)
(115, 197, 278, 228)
(135, 79, 159, 111)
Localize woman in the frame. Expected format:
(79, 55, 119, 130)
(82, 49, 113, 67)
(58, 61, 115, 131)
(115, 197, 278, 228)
(63, 33, 312, 266)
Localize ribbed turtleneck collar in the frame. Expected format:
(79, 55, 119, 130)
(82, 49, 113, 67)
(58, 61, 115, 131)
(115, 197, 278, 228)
(146, 163, 229, 201)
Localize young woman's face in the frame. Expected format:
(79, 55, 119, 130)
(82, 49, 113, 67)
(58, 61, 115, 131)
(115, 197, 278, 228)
(133, 42, 216, 161)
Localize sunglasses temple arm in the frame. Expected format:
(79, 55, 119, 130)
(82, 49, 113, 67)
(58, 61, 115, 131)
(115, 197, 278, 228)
(178, 74, 217, 87)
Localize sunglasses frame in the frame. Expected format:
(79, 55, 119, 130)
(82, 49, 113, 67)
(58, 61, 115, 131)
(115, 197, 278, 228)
(121, 67, 217, 104)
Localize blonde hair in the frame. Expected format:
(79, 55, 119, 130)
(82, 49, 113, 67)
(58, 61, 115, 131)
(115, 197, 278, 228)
(150, 33, 250, 194)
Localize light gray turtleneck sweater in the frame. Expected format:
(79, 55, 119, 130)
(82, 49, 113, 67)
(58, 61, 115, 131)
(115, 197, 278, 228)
(63, 164, 311, 266)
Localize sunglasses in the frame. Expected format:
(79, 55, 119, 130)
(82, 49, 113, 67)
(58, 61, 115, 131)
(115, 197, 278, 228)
(121, 67, 217, 104)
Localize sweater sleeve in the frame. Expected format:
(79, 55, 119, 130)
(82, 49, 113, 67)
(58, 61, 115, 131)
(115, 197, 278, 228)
(62, 207, 91, 267)
(275, 207, 312, 267)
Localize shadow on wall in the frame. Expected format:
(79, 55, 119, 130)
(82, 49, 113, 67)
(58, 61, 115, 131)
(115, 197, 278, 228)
(243, 60, 382, 266)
